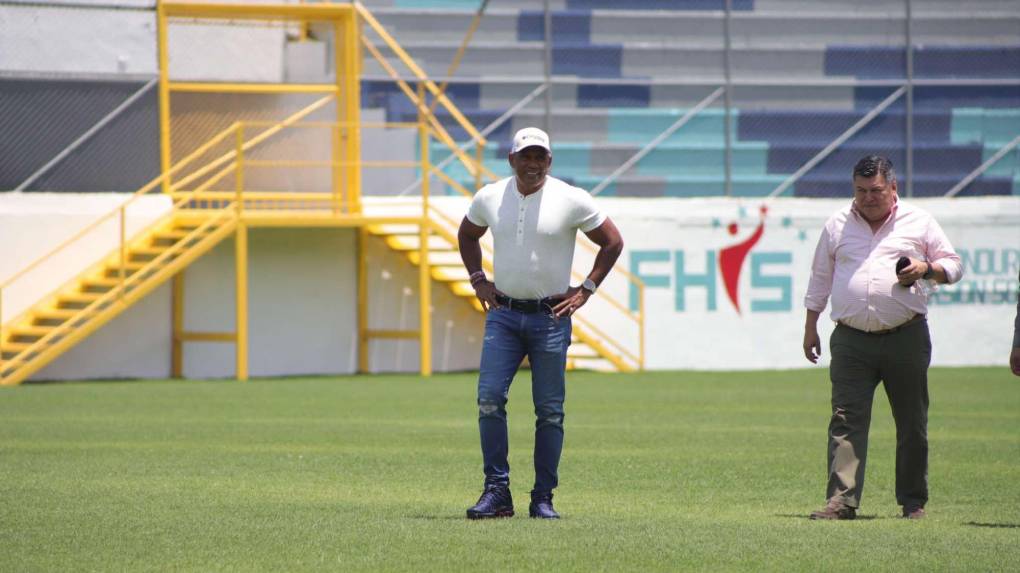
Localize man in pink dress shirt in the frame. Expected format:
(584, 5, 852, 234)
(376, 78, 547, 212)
(803, 156, 963, 520)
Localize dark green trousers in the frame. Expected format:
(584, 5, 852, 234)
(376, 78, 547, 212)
(826, 320, 931, 509)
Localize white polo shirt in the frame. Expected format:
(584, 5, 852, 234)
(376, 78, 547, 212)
(466, 176, 606, 300)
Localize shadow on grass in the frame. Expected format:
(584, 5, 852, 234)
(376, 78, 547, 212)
(774, 513, 879, 520)
(965, 522, 1020, 529)
(404, 513, 469, 521)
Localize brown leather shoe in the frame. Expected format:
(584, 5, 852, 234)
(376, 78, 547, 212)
(902, 505, 926, 519)
(810, 498, 857, 520)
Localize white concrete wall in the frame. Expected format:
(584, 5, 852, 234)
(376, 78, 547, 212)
(3, 194, 1016, 380)
(0, 0, 292, 80)
(0, 192, 173, 321)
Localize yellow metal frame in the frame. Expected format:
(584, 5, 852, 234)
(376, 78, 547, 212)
(0, 2, 644, 385)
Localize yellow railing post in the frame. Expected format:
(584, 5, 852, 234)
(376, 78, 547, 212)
(474, 142, 483, 192)
(333, 14, 345, 213)
(341, 10, 362, 214)
(418, 217, 432, 377)
(418, 83, 430, 213)
(0, 286, 5, 378)
(357, 228, 369, 374)
(118, 206, 127, 299)
(417, 81, 432, 377)
(171, 273, 184, 378)
(333, 123, 343, 215)
(157, 1, 171, 193)
(235, 124, 245, 214)
(235, 222, 249, 381)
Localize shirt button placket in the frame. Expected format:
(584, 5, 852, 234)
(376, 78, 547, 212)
(516, 200, 526, 245)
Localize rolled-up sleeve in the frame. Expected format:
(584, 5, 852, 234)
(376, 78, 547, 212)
(925, 218, 963, 284)
(804, 221, 835, 313)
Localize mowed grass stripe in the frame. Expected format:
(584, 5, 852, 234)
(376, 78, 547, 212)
(0, 367, 1017, 572)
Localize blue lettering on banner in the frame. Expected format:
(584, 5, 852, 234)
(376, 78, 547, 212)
(675, 251, 716, 312)
(628, 250, 793, 313)
(629, 250, 670, 311)
(750, 252, 792, 312)
(957, 248, 1020, 276)
(929, 247, 1019, 306)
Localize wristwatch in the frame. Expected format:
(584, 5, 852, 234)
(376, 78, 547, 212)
(922, 262, 934, 280)
(581, 278, 597, 294)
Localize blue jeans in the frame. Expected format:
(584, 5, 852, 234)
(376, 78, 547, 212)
(476, 306, 572, 495)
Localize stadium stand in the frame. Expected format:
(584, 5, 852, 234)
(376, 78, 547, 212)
(357, 0, 1020, 197)
(1, 0, 1017, 196)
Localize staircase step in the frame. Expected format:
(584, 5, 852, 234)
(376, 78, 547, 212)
(132, 245, 172, 257)
(9, 326, 54, 340)
(430, 266, 470, 282)
(1, 341, 34, 354)
(108, 261, 148, 272)
(385, 235, 456, 252)
(450, 281, 477, 297)
(58, 292, 101, 305)
(33, 309, 79, 322)
(367, 224, 420, 236)
(83, 276, 121, 288)
(406, 250, 464, 266)
(157, 229, 191, 240)
(568, 357, 618, 372)
(567, 343, 600, 358)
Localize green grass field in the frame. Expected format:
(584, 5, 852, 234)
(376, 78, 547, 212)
(1, 367, 1018, 572)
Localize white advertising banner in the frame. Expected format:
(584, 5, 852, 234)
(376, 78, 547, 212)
(600, 196, 1019, 371)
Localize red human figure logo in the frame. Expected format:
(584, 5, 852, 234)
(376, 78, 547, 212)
(718, 205, 768, 314)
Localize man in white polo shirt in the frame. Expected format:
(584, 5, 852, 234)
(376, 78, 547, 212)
(457, 127, 624, 519)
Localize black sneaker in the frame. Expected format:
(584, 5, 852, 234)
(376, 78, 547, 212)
(466, 486, 514, 519)
(528, 491, 560, 519)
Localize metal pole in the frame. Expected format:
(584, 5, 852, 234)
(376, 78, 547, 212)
(118, 206, 126, 299)
(235, 222, 249, 382)
(14, 79, 157, 192)
(157, 2, 171, 193)
(397, 83, 548, 196)
(592, 87, 725, 196)
(543, 0, 553, 132)
(768, 86, 907, 198)
(0, 287, 4, 380)
(723, 0, 733, 197)
(905, 0, 914, 197)
(171, 273, 184, 377)
(945, 134, 1020, 197)
(427, 0, 491, 115)
(357, 229, 369, 373)
(418, 217, 432, 377)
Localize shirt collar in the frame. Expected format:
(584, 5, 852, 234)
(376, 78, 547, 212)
(850, 196, 899, 225)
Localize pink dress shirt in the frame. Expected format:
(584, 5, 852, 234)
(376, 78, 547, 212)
(805, 200, 963, 333)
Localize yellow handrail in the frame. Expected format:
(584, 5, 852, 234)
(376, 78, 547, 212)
(355, 2, 484, 146)
(359, 37, 492, 182)
(0, 120, 240, 292)
(170, 94, 336, 192)
(425, 203, 645, 369)
(2, 205, 238, 370)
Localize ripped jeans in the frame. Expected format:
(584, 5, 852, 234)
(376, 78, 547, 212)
(476, 306, 571, 495)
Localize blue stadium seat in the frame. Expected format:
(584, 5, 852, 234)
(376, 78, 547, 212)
(566, 0, 753, 10)
(826, 45, 1020, 79)
(518, 10, 592, 43)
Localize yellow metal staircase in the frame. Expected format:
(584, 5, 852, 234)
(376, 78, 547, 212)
(366, 206, 643, 373)
(1, 209, 238, 386)
(0, 1, 642, 384)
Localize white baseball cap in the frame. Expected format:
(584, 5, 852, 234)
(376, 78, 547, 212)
(511, 127, 551, 154)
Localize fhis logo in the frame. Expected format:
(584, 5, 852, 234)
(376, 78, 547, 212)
(629, 205, 795, 314)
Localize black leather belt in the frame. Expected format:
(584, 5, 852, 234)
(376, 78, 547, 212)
(838, 314, 926, 335)
(494, 293, 562, 314)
